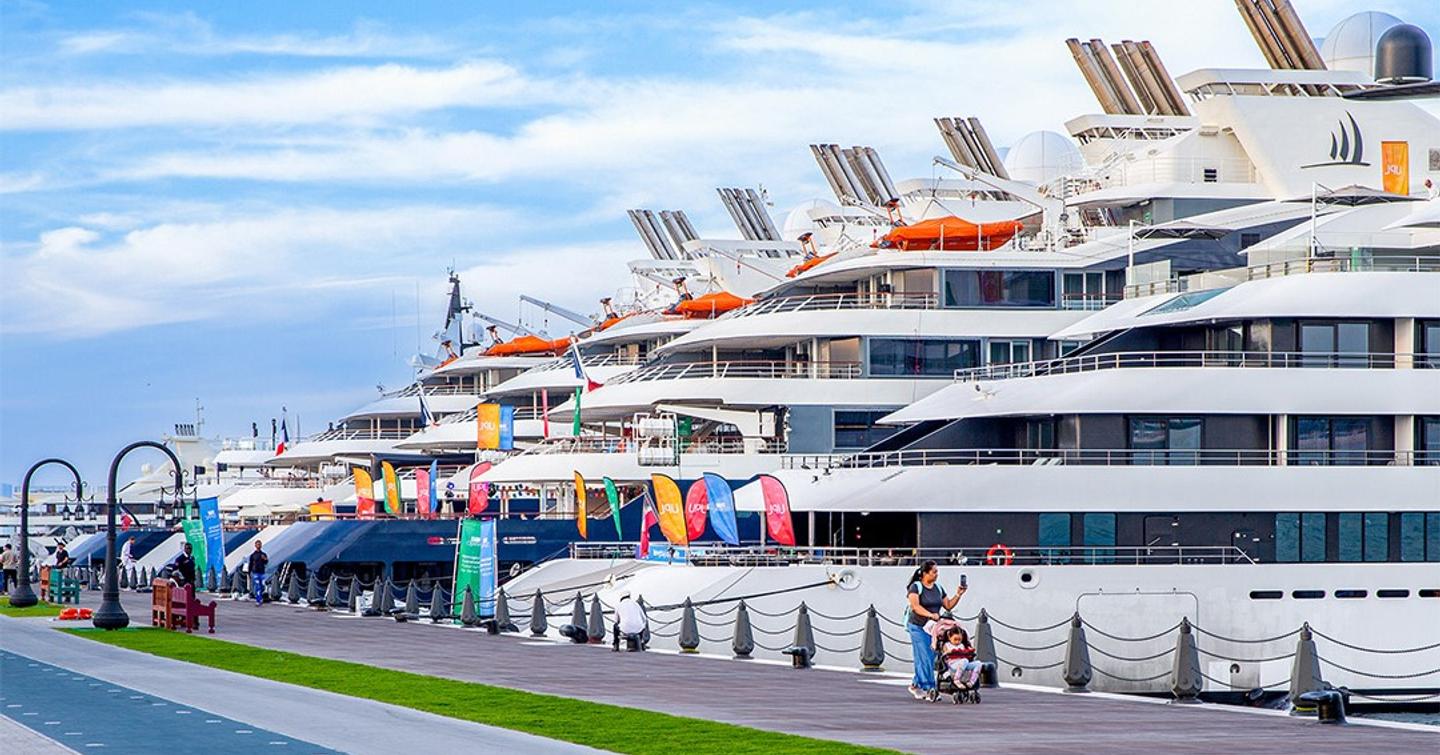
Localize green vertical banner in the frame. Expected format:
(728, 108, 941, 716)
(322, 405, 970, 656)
(571, 387, 582, 437)
(453, 519, 497, 618)
(181, 518, 208, 579)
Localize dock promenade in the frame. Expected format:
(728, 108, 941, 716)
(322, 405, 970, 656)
(7, 592, 1428, 754)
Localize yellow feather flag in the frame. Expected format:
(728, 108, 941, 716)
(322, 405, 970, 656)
(381, 461, 401, 515)
(573, 471, 588, 540)
(650, 473, 688, 546)
(353, 467, 377, 519)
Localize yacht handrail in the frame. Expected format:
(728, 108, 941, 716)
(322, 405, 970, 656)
(783, 448, 1434, 469)
(382, 383, 481, 398)
(527, 353, 645, 372)
(607, 359, 864, 384)
(569, 542, 1258, 566)
(1126, 255, 1440, 298)
(515, 436, 786, 456)
(723, 291, 940, 319)
(301, 428, 415, 443)
(954, 350, 1431, 381)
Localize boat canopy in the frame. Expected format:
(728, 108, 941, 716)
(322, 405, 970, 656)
(875, 216, 1023, 251)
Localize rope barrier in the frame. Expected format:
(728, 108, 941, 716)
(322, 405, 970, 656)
(809, 623, 864, 638)
(991, 636, 1068, 653)
(753, 638, 792, 652)
(996, 655, 1065, 671)
(1310, 629, 1440, 655)
(740, 604, 801, 619)
(1316, 656, 1440, 680)
(988, 615, 1073, 634)
(814, 642, 863, 654)
(650, 628, 679, 639)
(1191, 625, 1300, 645)
(804, 607, 869, 622)
(694, 604, 739, 618)
(1087, 644, 1176, 663)
(1081, 620, 1181, 644)
(1346, 691, 1440, 702)
(648, 579, 835, 613)
(1092, 666, 1172, 684)
(1195, 647, 1296, 664)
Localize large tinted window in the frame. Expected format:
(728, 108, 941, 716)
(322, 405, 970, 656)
(1301, 512, 1326, 562)
(833, 411, 898, 450)
(1038, 513, 1071, 563)
(1420, 417, 1440, 465)
(1083, 513, 1116, 564)
(1364, 512, 1388, 562)
(1338, 513, 1363, 562)
(868, 338, 979, 376)
(1275, 513, 1299, 562)
(1129, 417, 1202, 465)
(944, 270, 1056, 308)
(1293, 416, 1372, 465)
(1401, 513, 1425, 561)
(1300, 322, 1370, 366)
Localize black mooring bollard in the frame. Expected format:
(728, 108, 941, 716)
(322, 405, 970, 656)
(530, 591, 548, 636)
(587, 595, 605, 643)
(1298, 690, 1347, 724)
(732, 601, 755, 659)
(460, 586, 478, 627)
(784, 602, 816, 669)
(377, 578, 395, 615)
(974, 610, 1000, 688)
(1062, 613, 1092, 693)
(119, 567, 130, 590)
(496, 588, 517, 633)
(1289, 623, 1325, 710)
(404, 580, 419, 615)
(679, 598, 700, 653)
(859, 605, 885, 671)
(205, 565, 216, 592)
(429, 585, 448, 622)
(570, 593, 586, 631)
(348, 576, 361, 614)
(305, 572, 322, 606)
(323, 575, 341, 609)
(1171, 618, 1202, 703)
(286, 571, 301, 604)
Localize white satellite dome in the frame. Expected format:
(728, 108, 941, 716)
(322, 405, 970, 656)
(1003, 131, 1084, 185)
(782, 199, 840, 241)
(1319, 11, 1404, 76)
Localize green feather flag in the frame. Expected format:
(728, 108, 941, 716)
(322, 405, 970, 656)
(571, 387, 582, 437)
(603, 477, 623, 539)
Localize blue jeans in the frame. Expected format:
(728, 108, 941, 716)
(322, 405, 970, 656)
(908, 622, 936, 690)
(251, 573, 266, 605)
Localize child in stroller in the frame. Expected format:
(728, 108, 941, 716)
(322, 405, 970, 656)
(927, 617, 983, 704)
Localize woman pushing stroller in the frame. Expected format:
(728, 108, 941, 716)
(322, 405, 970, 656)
(904, 560, 966, 700)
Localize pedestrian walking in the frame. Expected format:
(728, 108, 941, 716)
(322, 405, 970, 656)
(174, 542, 197, 589)
(1, 544, 17, 593)
(248, 540, 269, 605)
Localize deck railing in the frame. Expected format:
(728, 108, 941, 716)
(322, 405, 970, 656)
(953, 350, 1433, 382)
(515, 436, 786, 456)
(301, 428, 415, 443)
(781, 448, 1435, 470)
(723, 292, 940, 319)
(569, 542, 1258, 566)
(526, 353, 645, 373)
(607, 359, 864, 384)
(1126, 255, 1440, 298)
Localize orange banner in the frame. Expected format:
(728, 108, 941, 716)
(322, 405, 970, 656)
(573, 471, 588, 540)
(650, 473, 688, 546)
(353, 467, 376, 519)
(477, 402, 501, 449)
(308, 500, 335, 520)
(1382, 141, 1409, 196)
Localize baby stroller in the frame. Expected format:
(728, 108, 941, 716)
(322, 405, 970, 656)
(927, 616, 982, 704)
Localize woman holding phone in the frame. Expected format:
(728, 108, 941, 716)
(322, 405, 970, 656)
(904, 560, 967, 699)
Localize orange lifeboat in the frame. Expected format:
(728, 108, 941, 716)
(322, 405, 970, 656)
(875, 216, 1024, 251)
(671, 291, 753, 318)
(483, 334, 573, 356)
(785, 253, 838, 278)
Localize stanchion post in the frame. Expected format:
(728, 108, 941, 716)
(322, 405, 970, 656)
(679, 598, 700, 653)
(1171, 617, 1202, 703)
(1062, 613, 1092, 693)
(732, 601, 755, 659)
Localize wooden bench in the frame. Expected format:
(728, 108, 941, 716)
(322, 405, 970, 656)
(169, 583, 217, 634)
(151, 579, 175, 628)
(46, 569, 81, 604)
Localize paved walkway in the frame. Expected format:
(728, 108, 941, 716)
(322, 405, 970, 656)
(65, 593, 1436, 754)
(0, 616, 599, 755)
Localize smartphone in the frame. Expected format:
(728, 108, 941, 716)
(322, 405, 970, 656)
(960, 574, 968, 588)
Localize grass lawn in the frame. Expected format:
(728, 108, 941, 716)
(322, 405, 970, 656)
(67, 628, 895, 755)
(0, 596, 64, 617)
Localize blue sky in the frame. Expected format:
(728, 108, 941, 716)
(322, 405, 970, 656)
(2, 0, 1435, 487)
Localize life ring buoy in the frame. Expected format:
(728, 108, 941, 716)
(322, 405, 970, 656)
(985, 543, 1014, 566)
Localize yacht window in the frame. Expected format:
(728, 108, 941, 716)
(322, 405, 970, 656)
(1430, 513, 1440, 562)
(1025, 419, 1056, 450)
(1275, 512, 1324, 562)
(1293, 417, 1372, 466)
(1400, 513, 1425, 561)
(1421, 321, 1440, 368)
(868, 338, 980, 376)
(1300, 322, 1370, 367)
(1038, 513, 1071, 563)
(1239, 232, 1261, 249)
(943, 270, 1056, 308)
(1364, 512, 1388, 561)
(1419, 417, 1440, 466)
(988, 340, 1032, 366)
(1338, 513, 1363, 562)
(1128, 417, 1202, 465)
(833, 411, 898, 451)
(1061, 272, 1106, 309)
(1083, 513, 1116, 564)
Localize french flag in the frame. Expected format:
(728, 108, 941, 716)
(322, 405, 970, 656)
(418, 392, 434, 429)
(638, 490, 660, 558)
(569, 341, 602, 392)
(276, 419, 289, 455)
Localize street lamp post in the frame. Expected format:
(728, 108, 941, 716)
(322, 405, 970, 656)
(9, 458, 85, 608)
(92, 441, 183, 630)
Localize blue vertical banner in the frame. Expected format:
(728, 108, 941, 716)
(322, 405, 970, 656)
(499, 405, 515, 451)
(701, 472, 740, 545)
(478, 519, 498, 618)
(198, 497, 225, 579)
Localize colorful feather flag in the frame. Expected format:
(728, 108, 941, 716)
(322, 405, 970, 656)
(573, 471, 588, 539)
(603, 477, 623, 540)
(702, 473, 740, 545)
(650, 473, 687, 546)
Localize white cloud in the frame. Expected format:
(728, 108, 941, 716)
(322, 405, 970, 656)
(0, 60, 547, 130)
(56, 13, 461, 59)
(0, 204, 518, 337)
